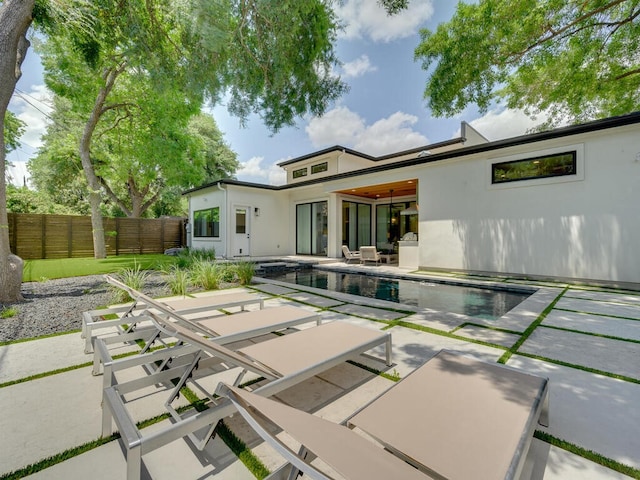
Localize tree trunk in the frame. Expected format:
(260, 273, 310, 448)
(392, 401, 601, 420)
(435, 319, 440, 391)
(79, 63, 126, 258)
(0, 0, 34, 302)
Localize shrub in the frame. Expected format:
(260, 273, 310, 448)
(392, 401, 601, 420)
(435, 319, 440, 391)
(190, 260, 222, 291)
(175, 248, 216, 269)
(1, 307, 18, 319)
(110, 262, 149, 303)
(235, 260, 255, 286)
(165, 265, 191, 296)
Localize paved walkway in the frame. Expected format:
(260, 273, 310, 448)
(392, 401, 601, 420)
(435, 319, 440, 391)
(1, 267, 639, 479)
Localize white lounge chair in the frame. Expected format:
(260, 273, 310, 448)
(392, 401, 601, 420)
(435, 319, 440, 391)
(218, 349, 549, 480)
(101, 316, 392, 480)
(341, 245, 361, 263)
(359, 245, 381, 265)
(82, 275, 264, 353)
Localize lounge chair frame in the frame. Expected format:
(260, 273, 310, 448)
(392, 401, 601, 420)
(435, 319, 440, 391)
(91, 282, 314, 376)
(101, 315, 392, 480)
(217, 350, 549, 480)
(82, 275, 264, 353)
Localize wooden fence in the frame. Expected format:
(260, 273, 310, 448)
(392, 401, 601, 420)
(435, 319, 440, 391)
(8, 213, 186, 259)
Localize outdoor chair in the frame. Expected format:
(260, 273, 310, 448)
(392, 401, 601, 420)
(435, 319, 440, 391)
(217, 349, 549, 480)
(91, 278, 317, 376)
(342, 245, 361, 263)
(82, 275, 264, 353)
(95, 302, 322, 377)
(101, 314, 392, 480)
(359, 245, 381, 265)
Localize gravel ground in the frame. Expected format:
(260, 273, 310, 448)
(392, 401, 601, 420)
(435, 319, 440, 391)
(0, 273, 171, 343)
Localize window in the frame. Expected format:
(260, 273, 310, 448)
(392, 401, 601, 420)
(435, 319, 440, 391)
(235, 208, 246, 234)
(293, 167, 308, 179)
(193, 207, 219, 237)
(492, 151, 576, 184)
(311, 162, 328, 174)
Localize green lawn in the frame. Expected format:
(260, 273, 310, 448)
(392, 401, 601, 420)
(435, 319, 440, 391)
(22, 254, 177, 282)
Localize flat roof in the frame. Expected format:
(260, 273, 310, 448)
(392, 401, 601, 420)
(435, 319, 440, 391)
(184, 111, 640, 196)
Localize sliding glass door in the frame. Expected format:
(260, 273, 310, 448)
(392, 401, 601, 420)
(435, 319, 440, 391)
(296, 201, 328, 255)
(342, 201, 371, 251)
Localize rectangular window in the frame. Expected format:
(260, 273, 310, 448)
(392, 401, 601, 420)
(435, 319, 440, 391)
(193, 207, 219, 237)
(311, 162, 328, 174)
(492, 151, 576, 184)
(293, 167, 308, 179)
(235, 208, 246, 234)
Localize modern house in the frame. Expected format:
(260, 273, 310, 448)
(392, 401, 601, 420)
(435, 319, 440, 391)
(183, 111, 640, 288)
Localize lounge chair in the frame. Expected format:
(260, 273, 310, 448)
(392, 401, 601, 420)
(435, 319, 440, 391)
(82, 275, 264, 353)
(359, 245, 381, 265)
(217, 349, 549, 480)
(341, 245, 361, 263)
(92, 282, 315, 376)
(92, 305, 322, 382)
(101, 316, 392, 480)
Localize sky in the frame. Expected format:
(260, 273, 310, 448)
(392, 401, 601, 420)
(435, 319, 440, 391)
(6, 0, 547, 188)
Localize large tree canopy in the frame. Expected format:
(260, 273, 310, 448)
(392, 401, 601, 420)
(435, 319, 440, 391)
(415, 0, 640, 126)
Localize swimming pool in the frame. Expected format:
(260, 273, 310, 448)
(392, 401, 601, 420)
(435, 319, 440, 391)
(263, 269, 532, 320)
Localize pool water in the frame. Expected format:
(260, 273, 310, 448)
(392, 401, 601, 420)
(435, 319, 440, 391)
(264, 270, 532, 320)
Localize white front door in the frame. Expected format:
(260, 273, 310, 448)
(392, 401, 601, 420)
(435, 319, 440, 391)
(232, 206, 251, 256)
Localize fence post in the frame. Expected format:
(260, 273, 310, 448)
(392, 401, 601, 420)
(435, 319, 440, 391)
(41, 214, 46, 259)
(161, 218, 165, 253)
(115, 217, 120, 256)
(68, 216, 73, 257)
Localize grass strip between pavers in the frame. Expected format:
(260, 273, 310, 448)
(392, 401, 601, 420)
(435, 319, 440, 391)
(498, 286, 569, 364)
(554, 307, 640, 322)
(541, 323, 640, 345)
(534, 430, 640, 479)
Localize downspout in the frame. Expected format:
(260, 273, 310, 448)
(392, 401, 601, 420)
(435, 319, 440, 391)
(217, 182, 228, 258)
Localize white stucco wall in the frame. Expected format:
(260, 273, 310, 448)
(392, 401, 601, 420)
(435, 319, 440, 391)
(187, 184, 290, 258)
(418, 123, 640, 284)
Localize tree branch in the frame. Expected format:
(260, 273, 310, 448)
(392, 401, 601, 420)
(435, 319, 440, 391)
(98, 176, 132, 216)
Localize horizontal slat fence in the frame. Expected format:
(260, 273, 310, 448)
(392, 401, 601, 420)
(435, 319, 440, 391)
(8, 213, 185, 259)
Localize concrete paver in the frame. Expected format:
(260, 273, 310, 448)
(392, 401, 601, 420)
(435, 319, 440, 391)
(519, 327, 640, 379)
(507, 355, 640, 470)
(454, 323, 521, 347)
(543, 310, 640, 341)
(556, 297, 640, 320)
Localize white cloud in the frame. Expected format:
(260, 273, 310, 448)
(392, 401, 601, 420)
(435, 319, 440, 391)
(458, 107, 553, 141)
(336, 0, 434, 42)
(354, 112, 428, 154)
(236, 156, 286, 186)
(305, 106, 366, 145)
(8, 83, 53, 151)
(306, 106, 428, 156)
(342, 55, 377, 78)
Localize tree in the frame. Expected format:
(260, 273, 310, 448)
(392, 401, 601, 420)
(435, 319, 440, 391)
(30, 97, 238, 218)
(0, 0, 36, 302)
(35, 0, 346, 259)
(0, 0, 91, 302)
(187, 113, 240, 184)
(0, 0, 347, 301)
(415, 0, 640, 126)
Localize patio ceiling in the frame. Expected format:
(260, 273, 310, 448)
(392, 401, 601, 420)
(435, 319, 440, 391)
(335, 179, 417, 200)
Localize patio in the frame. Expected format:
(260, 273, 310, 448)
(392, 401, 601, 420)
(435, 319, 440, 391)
(0, 263, 638, 479)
